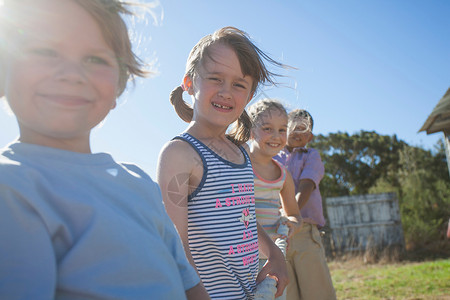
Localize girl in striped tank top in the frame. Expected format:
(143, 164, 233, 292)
(157, 27, 289, 299)
(248, 99, 303, 265)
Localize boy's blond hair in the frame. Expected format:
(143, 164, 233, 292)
(0, 0, 148, 96)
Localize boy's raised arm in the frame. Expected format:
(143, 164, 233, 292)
(295, 178, 316, 210)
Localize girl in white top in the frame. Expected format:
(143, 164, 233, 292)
(157, 27, 289, 299)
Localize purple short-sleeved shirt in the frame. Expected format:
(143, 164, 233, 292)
(274, 147, 326, 227)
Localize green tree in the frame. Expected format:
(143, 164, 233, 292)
(310, 130, 405, 199)
(310, 131, 450, 254)
(395, 142, 450, 250)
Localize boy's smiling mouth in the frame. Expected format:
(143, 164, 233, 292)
(38, 93, 91, 107)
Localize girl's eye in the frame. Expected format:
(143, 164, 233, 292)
(263, 127, 272, 132)
(30, 48, 57, 57)
(280, 129, 287, 133)
(234, 83, 246, 89)
(209, 77, 221, 82)
(86, 56, 109, 65)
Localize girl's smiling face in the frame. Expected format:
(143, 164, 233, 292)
(251, 108, 288, 158)
(185, 43, 254, 130)
(3, 0, 120, 152)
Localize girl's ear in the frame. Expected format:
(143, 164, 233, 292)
(308, 133, 314, 143)
(183, 75, 194, 95)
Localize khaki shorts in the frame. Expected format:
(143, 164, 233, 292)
(285, 223, 336, 300)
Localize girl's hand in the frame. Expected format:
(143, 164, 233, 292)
(285, 215, 303, 239)
(256, 248, 289, 298)
(271, 232, 287, 242)
(256, 222, 289, 297)
(275, 216, 302, 253)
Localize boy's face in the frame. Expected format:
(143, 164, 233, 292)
(286, 118, 313, 149)
(2, 0, 120, 152)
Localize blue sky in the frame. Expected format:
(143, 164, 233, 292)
(1, 0, 449, 178)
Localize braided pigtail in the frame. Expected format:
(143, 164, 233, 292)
(227, 110, 252, 146)
(169, 86, 193, 123)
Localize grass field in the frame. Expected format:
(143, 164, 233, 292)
(328, 258, 450, 299)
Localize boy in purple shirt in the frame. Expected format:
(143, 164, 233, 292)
(274, 109, 336, 300)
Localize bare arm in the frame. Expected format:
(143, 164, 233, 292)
(186, 283, 210, 300)
(157, 141, 195, 266)
(279, 171, 303, 237)
(157, 140, 210, 299)
(295, 178, 315, 210)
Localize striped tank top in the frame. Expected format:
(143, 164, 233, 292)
(175, 133, 259, 299)
(254, 159, 287, 239)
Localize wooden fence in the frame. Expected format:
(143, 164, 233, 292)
(326, 193, 405, 256)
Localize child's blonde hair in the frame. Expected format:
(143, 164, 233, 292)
(247, 98, 288, 127)
(0, 0, 148, 96)
(170, 26, 286, 145)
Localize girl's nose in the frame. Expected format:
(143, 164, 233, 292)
(54, 60, 87, 84)
(273, 130, 282, 139)
(218, 84, 232, 99)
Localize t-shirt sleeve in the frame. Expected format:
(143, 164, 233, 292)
(273, 152, 286, 165)
(124, 165, 200, 291)
(299, 149, 324, 187)
(0, 185, 56, 299)
(153, 183, 200, 291)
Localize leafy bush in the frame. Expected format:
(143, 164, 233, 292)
(310, 131, 450, 258)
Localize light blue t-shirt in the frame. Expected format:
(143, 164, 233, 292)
(0, 142, 199, 300)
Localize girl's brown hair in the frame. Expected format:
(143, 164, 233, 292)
(170, 26, 287, 145)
